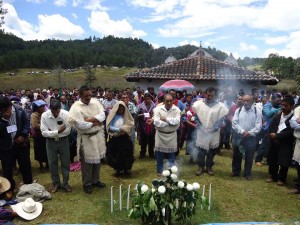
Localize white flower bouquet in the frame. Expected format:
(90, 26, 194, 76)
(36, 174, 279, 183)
(128, 166, 208, 225)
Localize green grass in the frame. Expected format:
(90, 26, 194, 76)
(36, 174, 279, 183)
(0, 68, 298, 93)
(0, 67, 137, 90)
(268, 79, 298, 92)
(10, 141, 300, 225)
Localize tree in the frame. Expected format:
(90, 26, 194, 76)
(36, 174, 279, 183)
(294, 58, 300, 92)
(83, 63, 96, 88)
(0, 1, 8, 29)
(54, 65, 66, 89)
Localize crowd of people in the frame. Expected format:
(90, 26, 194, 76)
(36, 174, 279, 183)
(0, 85, 299, 200)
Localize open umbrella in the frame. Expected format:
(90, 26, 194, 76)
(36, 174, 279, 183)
(159, 79, 194, 91)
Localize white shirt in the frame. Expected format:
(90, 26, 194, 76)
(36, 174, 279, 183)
(232, 105, 262, 137)
(277, 111, 293, 133)
(40, 109, 71, 138)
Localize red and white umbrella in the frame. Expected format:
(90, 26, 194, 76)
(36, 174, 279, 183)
(159, 79, 195, 91)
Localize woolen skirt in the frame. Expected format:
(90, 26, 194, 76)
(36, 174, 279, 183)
(106, 134, 134, 171)
(33, 136, 48, 163)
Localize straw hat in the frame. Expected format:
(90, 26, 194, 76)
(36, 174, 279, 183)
(0, 176, 10, 194)
(14, 198, 42, 220)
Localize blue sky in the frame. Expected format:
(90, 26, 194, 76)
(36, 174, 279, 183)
(2, 0, 300, 59)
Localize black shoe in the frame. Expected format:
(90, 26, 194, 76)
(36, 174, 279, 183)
(150, 155, 156, 159)
(92, 181, 106, 188)
(231, 173, 239, 177)
(116, 170, 122, 176)
(124, 170, 132, 175)
(83, 185, 92, 194)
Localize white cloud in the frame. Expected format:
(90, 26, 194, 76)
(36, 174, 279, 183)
(263, 31, 300, 58)
(72, 0, 107, 10)
(263, 35, 289, 45)
(249, 0, 300, 31)
(72, 13, 78, 20)
(129, 0, 300, 39)
(88, 10, 147, 38)
(37, 14, 85, 40)
(179, 40, 199, 47)
(151, 43, 160, 49)
(54, 0, 67, 7)
(240, 42, 258, 51)
(2, 3, 84, 40)
(232, 52, 240, 59)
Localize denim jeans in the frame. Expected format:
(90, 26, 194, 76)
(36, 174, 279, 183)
(232, 136, 256, 176)
(156, 151, 175, 174)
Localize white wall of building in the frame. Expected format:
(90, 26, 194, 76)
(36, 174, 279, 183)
(133, 79, 265, 94)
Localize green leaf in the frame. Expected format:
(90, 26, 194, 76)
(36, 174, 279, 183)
(143, 204, 150, 216)
(149, 196, 157, 211)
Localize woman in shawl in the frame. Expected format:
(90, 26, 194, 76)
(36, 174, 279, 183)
(31, 100, 48, 173)
(106, 101, 134, 176)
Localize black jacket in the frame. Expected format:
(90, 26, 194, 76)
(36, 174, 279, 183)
(268, 112, 294, 166)
(0, 105, 30, 151)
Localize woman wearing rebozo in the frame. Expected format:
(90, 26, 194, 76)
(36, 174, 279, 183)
(106, 101, 135, 176)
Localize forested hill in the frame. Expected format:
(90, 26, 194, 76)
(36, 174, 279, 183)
(1, 31, 255, 71)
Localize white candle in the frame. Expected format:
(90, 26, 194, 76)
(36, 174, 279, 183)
(208, 183, 212, 210)
(127, 184, 131, 210)
(110, 186, 114, 213)
(201, 185, 205, 209)
(119, 184, 122, 211)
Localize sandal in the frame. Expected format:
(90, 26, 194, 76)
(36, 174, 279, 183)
(50, 185, 59, 193)
(63, 185, 72, 192)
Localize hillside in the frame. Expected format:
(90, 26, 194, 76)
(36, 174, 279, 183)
(0, 31, 255, 72)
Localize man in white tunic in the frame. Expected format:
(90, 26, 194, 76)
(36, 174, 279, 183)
(153, 94, 181, 175)
(68, 86, 106, 194)
(193, 87, 228, 176)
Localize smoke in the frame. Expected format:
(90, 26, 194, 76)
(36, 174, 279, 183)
(162, 155, 184, 178)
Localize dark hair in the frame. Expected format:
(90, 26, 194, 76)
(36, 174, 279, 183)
(271, 93, 282, 100)
(205, 87, 219, 96)
(282, 95, 295, 106)
(281, 90, 288, 97)
(186, 93, 192, 97)
(79, 86, 90, 95)
(50, 99, 61, 110)
(0, 96, 12, 112)
(144, 93, 151, 98)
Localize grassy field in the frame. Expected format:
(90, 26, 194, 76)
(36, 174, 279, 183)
(0, 67, 137, 90)
(0, 67, 298, 93)
(10, 140, 300, 225)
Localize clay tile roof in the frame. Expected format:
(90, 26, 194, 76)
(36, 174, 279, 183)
(125, 54, 279, 85)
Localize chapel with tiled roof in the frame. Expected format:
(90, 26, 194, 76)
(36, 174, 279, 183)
(125, 46, 279, 92)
